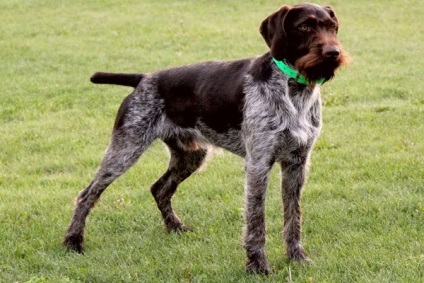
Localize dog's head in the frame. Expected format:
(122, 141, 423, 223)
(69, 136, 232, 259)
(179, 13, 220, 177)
(260, 3, 349, 82)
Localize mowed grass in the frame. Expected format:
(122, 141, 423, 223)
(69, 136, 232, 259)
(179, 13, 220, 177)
(0, 0, 423, 282)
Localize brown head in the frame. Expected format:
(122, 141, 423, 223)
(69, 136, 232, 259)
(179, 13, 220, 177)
(260, 3, 349, 83)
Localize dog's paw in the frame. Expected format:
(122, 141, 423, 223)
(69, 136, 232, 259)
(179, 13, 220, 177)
(246, 258, 272, 275)
(286, 246, 312, 263)
(63, 234, 85, 254)
(177, 225, 193, 233)
(166, 222, 193, 233)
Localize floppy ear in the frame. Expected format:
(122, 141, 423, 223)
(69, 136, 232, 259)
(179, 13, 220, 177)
(259, 5, 290, 60)
(323, 6, 339, 25)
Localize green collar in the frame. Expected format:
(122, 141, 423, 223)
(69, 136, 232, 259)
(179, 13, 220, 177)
(272, 57, 325, 85)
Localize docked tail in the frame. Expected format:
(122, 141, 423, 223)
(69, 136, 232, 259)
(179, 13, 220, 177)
(90, 72, 144, 88)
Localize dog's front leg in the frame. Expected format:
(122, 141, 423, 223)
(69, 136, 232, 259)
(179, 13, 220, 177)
(244, 155, 273, 274)
(281, 160, 311, 262)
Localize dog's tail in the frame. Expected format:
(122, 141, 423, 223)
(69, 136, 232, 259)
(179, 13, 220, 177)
(90, 72, 144, 88)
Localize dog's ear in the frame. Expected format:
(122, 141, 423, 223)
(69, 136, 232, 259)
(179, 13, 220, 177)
(260, 5, 290, 60)
(322, 6, 339, 27)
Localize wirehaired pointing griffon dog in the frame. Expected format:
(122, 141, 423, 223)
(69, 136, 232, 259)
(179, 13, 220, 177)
(64, 3, 348, 274)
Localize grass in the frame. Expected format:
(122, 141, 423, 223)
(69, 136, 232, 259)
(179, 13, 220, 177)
(0, 0, 423, 282)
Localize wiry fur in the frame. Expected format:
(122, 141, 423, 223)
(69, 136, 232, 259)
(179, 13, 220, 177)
(64, 3, 348, 275)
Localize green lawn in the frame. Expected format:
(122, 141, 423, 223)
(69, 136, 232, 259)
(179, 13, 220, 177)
(1, 0, 423, 282)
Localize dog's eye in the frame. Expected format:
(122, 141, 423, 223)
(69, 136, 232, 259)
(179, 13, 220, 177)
(330, 25, 338, 33)
(299, 24, 310, 32)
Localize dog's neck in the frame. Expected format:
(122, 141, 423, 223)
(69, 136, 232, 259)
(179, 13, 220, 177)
(272, 57, 325, 85)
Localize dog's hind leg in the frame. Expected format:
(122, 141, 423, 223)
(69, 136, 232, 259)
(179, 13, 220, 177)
(63, 133, 156, 253)
(150, 139, 207, 232)
(64, 94, 161, 253)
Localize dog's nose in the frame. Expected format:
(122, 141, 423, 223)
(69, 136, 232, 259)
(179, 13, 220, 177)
(323, 46, 340, 59)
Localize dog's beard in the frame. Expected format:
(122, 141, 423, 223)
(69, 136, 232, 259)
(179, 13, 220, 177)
(295, 46, 349, 82)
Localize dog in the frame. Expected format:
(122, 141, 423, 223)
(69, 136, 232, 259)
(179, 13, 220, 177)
(63, 3, 348, 274)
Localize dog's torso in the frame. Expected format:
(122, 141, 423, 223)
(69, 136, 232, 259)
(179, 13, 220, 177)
(124, 53, 322, 163)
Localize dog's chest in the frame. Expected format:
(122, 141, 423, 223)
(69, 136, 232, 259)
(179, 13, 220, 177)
(243, 77, 322, 156)
(281, 86, 322, 145)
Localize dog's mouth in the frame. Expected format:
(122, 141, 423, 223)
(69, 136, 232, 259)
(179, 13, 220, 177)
(295, 46, 349, 83)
